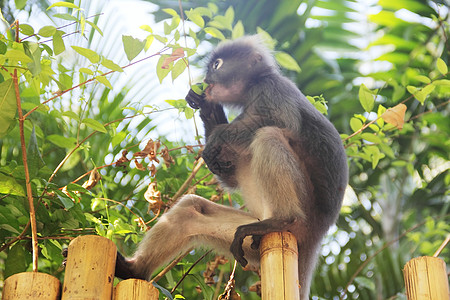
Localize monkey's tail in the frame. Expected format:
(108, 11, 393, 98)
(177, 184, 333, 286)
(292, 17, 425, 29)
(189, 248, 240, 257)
(250, 126, 311, 219)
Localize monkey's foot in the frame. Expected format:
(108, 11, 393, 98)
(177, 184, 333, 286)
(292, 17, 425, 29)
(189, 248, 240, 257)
(230, 218, 298, 267)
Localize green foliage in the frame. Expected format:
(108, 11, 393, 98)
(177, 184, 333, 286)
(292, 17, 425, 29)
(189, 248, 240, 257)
(0, 0, 448, 299)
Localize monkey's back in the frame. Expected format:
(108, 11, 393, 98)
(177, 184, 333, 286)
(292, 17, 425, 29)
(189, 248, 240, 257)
(250, 74, 348, 225)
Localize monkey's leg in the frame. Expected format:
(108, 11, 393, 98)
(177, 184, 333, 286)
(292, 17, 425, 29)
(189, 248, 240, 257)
(116, 194, 259, 280)
(231, 126, 314, 264)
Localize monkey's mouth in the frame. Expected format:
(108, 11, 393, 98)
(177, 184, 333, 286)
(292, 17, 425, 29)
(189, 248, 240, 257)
(204, 84, 214, 99)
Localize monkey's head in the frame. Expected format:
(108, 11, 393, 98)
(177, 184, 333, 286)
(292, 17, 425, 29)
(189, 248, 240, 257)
(203, 35, 278, 106)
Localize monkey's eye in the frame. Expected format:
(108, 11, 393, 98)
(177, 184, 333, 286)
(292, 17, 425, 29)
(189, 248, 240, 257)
(213, 58, 223, 70)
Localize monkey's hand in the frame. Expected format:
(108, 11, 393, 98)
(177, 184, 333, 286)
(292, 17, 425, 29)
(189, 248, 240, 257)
(185, 88, 206, 109)
(230, 218, 298, 267)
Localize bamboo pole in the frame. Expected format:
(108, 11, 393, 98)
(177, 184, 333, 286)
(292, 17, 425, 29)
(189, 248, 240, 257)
(114, 279, 159, 299)
(260, 231, 300, 300)
(403, 256, 449, 300)
(2, 272, 60, 300)
(61, 235, 117, 300)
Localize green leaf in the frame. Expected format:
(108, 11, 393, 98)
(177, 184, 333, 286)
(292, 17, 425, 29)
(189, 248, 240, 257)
(47, 1, 80, 10)
(184, 107, 194, 119)
(354, 276, 376, 291)
(27, 127, 45, 179)
(163, 8, 178, 17)
(15, 0, 27, 9)
(19, 24, 34, 35)
(95, 75, 113, 89)
(204, 27, 226, 40)
(53, 30, 65, 55)
(433, 79, 450, 86)
(171, 59, 187, 81)
(79, 67, 93, 75)
(414, 84, 435, 104)
(53, 13, 77, 21)
(122, 35, 145, 61)
(359, 84, 374, 112)
(406, 85, 417, 94)
(350, 117, 363, 132)
(194, 7, 213, 19)
(6, 49, 32, 63)
(185, 9, 205, 28)
(156, 55, 171, 83)
(0, 79, 16, 138)
(144, 35, 154, 51)
(86, 20, 103, 36)
(101, 58, 123, 72)
(71, 46, 100, 64)
(436, 58, 448, 75)
(47, 134, 77, 148)
(232, 21, 244, 39)
(191, 82, 208, 95)
(224, 6, 235, 29)
(62, 111, 80, 121)
(82, 118, 107, 133)
(111, 131, 127, 149)
(415, 75, 430, 84)
(4, 242, 28, 278)
(0, 173, 25, 197)
(38, 25, 56, 37)
(361, 133, 382, 144)
(275, 52, 301, 72)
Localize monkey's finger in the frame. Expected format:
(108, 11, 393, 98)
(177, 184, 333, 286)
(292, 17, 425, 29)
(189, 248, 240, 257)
(251, 235, 262, 250)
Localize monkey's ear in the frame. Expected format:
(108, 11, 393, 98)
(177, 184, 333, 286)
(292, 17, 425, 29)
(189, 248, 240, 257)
(250, 53, 263, 66)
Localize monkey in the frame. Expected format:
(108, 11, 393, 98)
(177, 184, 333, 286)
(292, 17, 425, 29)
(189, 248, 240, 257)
(115, 35, 348, 299)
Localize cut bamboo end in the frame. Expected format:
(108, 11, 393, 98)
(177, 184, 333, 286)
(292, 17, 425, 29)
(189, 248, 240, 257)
(403, 256, 449, 300)
(114, 279, 159, 299)
(61, 235, 117, 300)
(3, 272, 60, 300)
(260, 231, 300, 300)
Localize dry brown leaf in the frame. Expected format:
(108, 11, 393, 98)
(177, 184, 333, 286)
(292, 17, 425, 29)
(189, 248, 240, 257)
(134, 139, 160, 163)
(249, 281, 261, 296)
(160, 146, 175, 167)
(134, 159, 146, 171)
(161, 48, 185, 69)
(218, 278, 241, 300)
(148, 164, 157, 177)
(82, 169, 101, 190)
(114, 150, 129, 167)
(203, 256, 228, 285)
(144, 182, 163, 214)
(381, 103, 407, 129)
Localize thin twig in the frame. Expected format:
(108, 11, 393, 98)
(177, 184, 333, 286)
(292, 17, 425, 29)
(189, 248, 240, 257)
(12, 20, 39, 272)
(170, 250, 213, 293)
(168, 157, 205, 206)
(433, 234, 450, 257)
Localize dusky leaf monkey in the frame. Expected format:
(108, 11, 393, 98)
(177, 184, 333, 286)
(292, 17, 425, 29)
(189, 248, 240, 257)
(115, 35, 348, 299)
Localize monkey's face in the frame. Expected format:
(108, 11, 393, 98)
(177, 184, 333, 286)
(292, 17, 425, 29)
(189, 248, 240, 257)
(204, 54, 255, 105)
(203, 38, 275, 106)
